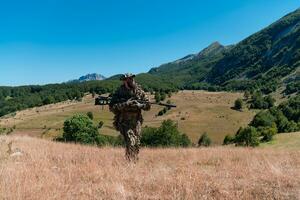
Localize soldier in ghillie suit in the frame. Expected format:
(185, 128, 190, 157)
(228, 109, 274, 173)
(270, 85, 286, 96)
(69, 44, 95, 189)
(109, 73, 151, 161)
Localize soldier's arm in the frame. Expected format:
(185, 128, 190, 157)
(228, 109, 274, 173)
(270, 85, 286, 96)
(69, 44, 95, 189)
(109, 88, 135, 112)
(139, 90, 151, 111)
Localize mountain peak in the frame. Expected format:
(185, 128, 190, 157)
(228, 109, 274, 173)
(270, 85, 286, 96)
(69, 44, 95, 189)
(68, 73, 106, 83)
(78, 73, 106, 82)
(196, 41, 225, 59)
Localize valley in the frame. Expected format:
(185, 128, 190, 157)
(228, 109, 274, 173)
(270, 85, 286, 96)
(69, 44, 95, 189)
(0, 91, 255, 144)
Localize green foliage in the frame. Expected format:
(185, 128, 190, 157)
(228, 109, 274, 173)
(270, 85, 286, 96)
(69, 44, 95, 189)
(234, 127, 260, 147)
(234, 98, 243, 110)
(259, 124, 278, 142)
(160, 92, 166, 101)
(86, 112, 94, 120)
(250, 92, 275, 109)
(98, 121, 104, 129)
(62, 114, 122, 146)
(250, 95, 300, 133)
(284, 80, 300, 95)
(157, 107, 168, 116)
(141, 120, 191, 147)
(223, 134, 235, 145)
(154, 92, 161, 103)
(244, 91, 251, 100)
(43, 96, 55, 105)
(62, 114, 100, 144)
(250, 110, 276, 128)
(198, 133, 212, 147)
(278, 95, 300, 122)
(154, 91, 167, 103)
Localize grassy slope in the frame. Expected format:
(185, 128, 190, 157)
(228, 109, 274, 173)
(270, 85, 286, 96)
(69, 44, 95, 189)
(261, 132, 300, 150)
(0, 91, 255, 144)
(1, 136, 299, 199)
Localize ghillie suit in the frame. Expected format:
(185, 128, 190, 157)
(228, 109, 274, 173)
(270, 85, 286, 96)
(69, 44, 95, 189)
(109, 75, 151, 161)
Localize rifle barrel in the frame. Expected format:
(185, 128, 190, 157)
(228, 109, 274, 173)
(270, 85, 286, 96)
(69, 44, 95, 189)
(150, 102, 177, 108)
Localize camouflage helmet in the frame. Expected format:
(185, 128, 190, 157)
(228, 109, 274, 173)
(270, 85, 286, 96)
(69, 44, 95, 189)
(120, 73, 136, 81)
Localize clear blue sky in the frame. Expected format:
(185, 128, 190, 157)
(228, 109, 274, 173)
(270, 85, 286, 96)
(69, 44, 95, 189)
(0, 0, 299, 86)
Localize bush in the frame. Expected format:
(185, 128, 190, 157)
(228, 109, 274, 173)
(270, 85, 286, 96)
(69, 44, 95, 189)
(141, 120, 191, 147)
(250, 92, 275, 109)
(160, 92, 166, 101)
(234, 98, 243, 110)
(62, 114, 100, 144)
(155, 92, 161, 103)
(250, 110, 276, 128)
(259, 123, 278, 142)
(244, 91, 251, 100)
(234, 126, 260, 147)
(223, 134, 235, 145)
(198, 133, 212, 147)
(87, 112, 94, 120)
(157, 107, 168, 116)
(264, 95, 275, 108)
(98, 121, 104, 129)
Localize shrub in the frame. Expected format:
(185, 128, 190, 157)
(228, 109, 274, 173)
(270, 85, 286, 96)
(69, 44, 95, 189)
(141, 120, 191, 147)
(198, 133, 212, 147)
(223, 134, 235, 145)
(264, 95, 275, 108)
(160, 92, 166, 101)
(250, 110, 276, 128)
(157, 107, 168, 116)
(250, 92, 275, 109)
(155, 92, 161, 103)
(259, 123, 278, 142)
(62, 114, 100, 144)
(87, 112, 94, 120)
(234, 126, 260, 147)
(234, 98, 243, 110)
(244, 91, 251, 100)
(98, 121, 104, 129)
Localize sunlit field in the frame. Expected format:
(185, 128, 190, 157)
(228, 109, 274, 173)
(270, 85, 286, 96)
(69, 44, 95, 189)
(1, 136, 299, 200)
(0, 91, 255, 144)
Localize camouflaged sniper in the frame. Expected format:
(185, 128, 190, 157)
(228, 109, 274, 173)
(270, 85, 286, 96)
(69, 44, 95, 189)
(109, 73, 151, 161)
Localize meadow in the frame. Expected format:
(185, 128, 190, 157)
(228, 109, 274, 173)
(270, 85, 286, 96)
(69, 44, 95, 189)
(0, 136, 299, 200)
(0, 90, 255, 144)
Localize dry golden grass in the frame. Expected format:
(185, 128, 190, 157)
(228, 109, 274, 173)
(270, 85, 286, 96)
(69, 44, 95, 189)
(0, 91, 255, 144)
(1, 136, 300, 200)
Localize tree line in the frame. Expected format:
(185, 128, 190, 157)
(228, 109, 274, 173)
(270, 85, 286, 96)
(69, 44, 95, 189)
(0, 78, 178, 117)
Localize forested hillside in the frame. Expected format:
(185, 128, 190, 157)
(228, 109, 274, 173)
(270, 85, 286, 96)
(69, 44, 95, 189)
(207, 8, 300, 93)
(149, 8, 300, 93)
(148, 42, 231, 89)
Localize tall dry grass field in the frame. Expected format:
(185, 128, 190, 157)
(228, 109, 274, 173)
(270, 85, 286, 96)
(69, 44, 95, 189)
(1, 136, 300, 199)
